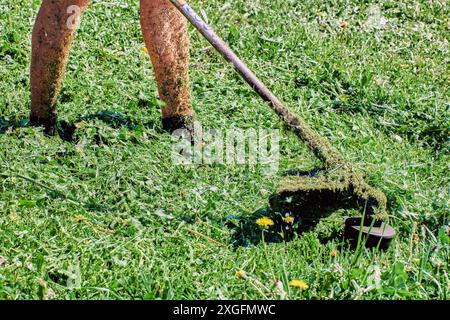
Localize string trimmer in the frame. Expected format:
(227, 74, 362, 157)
(170, 0, 395, 249)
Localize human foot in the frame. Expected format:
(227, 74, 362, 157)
(29, 112, 57, 136)
(161, 114, 196, 134)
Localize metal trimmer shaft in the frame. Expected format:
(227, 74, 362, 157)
(169, 0, 344, 169)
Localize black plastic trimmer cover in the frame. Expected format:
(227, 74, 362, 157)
(344, 217, 396, 250)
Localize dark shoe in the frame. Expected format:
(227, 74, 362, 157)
(30, 112, 57, 136)
(162, 114, 196, 135)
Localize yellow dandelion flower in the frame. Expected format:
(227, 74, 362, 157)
(289, 280, 309, 290)
(256, 217, 275, 228)
(235, 270, 246, 278)
(330, 249, 338, 258)
(282, 216, 295, 224)
(140, 46, 148, 54)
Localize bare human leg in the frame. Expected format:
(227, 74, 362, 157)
(31, 0, 193, 134)
(30, 0, 88, 134)
(140, 0, 194, 132)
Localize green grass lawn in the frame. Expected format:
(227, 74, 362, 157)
(0, 0, 449, 299)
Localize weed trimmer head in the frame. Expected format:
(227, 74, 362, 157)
(270, 169, 395, 249)
(170, 0, 396, 249)
(270, 170, 387, 219)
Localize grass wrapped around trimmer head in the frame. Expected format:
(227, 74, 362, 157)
(271, 168, 388, 221)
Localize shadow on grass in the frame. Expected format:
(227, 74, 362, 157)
(2, 114, 368, 247)
(227, 169, 362, 247)
(0, 115, 29, 133)
(227, 206, 344, 247)
(0, 111, 160, 142)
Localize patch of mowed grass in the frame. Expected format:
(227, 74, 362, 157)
(0, 0, 449, 299)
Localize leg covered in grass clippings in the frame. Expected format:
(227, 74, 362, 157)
(30, 0, 89, 135)
(140, 0, 194, 133)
